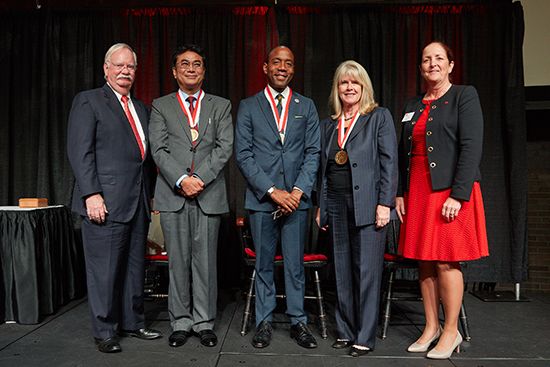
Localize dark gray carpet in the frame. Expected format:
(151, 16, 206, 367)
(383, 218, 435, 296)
(1, 291, 549, 367)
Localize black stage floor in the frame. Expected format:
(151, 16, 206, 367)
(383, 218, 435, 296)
(1, 290, 550, 367)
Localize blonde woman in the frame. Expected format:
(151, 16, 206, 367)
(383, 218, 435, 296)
(316, 60, 398, 356)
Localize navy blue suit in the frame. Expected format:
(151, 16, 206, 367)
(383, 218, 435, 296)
(235, 89, 320, 326)
(317, 107, 398, 348)
(67, 84, 153, 339)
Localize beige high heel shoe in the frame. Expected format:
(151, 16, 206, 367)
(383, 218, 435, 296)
(407, 326, 442, 353)
(426, 331, 463, 359)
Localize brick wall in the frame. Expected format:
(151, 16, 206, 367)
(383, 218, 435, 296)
(524, 141, 550, 292)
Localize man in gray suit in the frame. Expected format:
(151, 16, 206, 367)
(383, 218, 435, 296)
(235, 46, 320, 349)
(149, 44, 233, 348)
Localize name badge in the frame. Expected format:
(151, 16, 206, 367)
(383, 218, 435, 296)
(402, 112, 415, 122)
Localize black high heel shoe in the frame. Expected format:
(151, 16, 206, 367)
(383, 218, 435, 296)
(332, 339, 353, 349)
(349, 345, 370, 357)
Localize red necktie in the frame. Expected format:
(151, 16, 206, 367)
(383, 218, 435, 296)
(186, 96, 196, 115)
(121, 95, 145, 160)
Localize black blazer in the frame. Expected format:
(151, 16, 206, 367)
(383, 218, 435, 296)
(67, 84, 154, 222)
(397, 85, 483, 201)
(317, 107, 398, 227)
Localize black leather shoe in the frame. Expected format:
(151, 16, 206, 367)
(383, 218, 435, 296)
(349, 345, 371, 357)
(169, 330, 192, 347)
(95, 337, 122, 353)
(120, 328, 162, 340)
(332, 339, 353, 349)
(252, 321, 272, 348)
(197, 329, 218, 347)
(290, 322, 317, 349)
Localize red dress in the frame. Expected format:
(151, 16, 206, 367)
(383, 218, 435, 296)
(398, 100, 489, 261)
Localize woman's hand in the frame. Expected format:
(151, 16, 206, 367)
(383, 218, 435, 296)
(375, 204, 390, 228)
(395, 197, 405, 223)
(442, 196, 462, 222)
(315, 207, 328, 231)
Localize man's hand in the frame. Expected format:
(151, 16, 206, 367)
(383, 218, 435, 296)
(85, 193, 108, 223)
(269, 188, 300, 214)
(178, 176, 205, 198)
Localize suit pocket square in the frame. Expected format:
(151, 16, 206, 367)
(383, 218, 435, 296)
(294, 115, 304, 119)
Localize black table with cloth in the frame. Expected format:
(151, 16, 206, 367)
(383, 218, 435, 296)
(0, 205, 85, 324)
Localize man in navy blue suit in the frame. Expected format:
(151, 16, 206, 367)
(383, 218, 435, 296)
(235, 46, 320, 349)
(67, 43, 162, 353)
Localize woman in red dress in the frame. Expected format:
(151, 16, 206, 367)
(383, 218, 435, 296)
(396, 41, 489, 360)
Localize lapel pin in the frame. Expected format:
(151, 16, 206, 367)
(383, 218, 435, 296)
(295, 98, 299, 103)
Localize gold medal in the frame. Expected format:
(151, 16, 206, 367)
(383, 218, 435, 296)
(335, 150, 348, 165)
(191, 128, 199, 142)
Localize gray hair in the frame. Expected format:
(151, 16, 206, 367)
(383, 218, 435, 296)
(104, 43, 137, 66)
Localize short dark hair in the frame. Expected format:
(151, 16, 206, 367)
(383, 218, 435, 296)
(172, 44, 207, 67)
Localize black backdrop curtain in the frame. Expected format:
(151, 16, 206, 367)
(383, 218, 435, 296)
(0, 2, 527, 285)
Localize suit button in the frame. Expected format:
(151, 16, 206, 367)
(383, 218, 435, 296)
(352, 163, 357, 168)
(186, 168, 191, 173)
(407, 152, 411, 156)
(354, 185, 359, 190)
(408, 136, 412, 140)
(428, 117, 433, 122)
(427, 146, 434, 152)
(432, 105, 437, 109)
(430, 162, 437, 168)
(426, 131, 432, 136)
(279, 171, 284, 174)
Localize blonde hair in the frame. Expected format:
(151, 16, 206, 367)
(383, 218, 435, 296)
(328, 60, 378, 120)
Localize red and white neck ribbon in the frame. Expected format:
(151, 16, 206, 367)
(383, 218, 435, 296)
(265, 87, 293, 137)
(176, 89, 204, 129)
(337, 111, 360, 149)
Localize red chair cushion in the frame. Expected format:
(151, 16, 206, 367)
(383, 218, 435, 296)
(245, 248, 327, 262)
(145, 254, 169, 261)
(384, 253, 402, 261)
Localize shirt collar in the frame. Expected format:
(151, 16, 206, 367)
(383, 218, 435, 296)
(178, 89, 201, 102)
(107, 82, 129, 103)
(265, 85, 290, 101)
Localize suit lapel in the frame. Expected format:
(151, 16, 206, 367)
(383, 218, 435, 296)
(196, 94, 212, 145)
(134, 100, 149, 142)
(103, 84, 128, 129)
(283, 95, 299, 144)
(102, 85, 142, 155)
(346, 112, 373, 145)
(256, 93, 281, 141)
(325, 120, 337, 158)
(170, 93, 194, 144)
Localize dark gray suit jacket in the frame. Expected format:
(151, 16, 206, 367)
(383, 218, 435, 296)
(317, 107, 398, 227)
(235, 89, 320, 212)
(149, 91, 233, 214)
(67, 84, 153, 222)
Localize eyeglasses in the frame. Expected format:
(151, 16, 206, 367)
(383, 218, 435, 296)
(109, 63, 137, 72)
(176, 61, 204, 71)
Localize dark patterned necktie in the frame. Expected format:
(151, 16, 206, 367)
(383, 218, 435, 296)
(275, 94, 283, 116)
